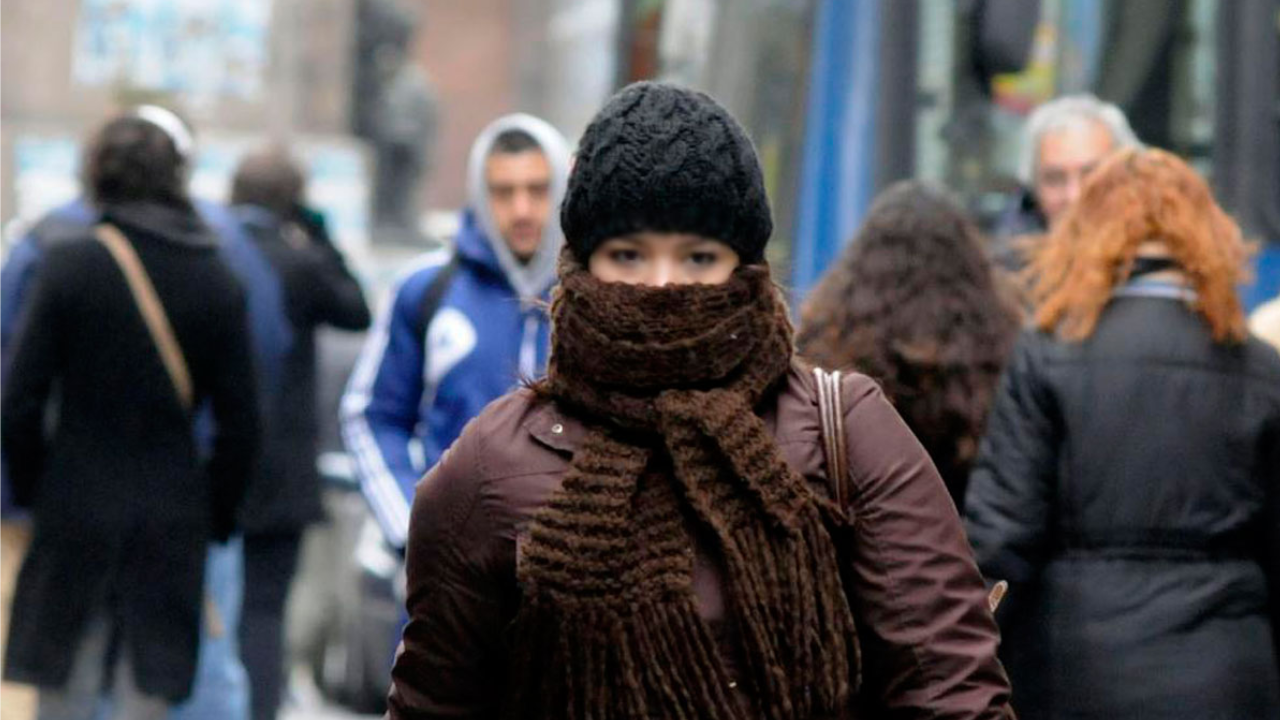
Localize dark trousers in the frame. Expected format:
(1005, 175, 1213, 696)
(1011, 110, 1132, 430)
(240, 531, 303, 720)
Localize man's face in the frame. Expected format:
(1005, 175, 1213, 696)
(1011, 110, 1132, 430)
(485, 149, 551, 262)
(1034, 120, 1116, 228)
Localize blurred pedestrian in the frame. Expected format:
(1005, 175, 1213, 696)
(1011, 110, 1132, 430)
(228, 147, 371, 720)
(388, 82, 1013, 718)
(965, 148, 1280, 718)
(798, 181, 1021, 508)
(990, 94, 1140, 270)
(341, 113, 570, 551)
(1, 112, 260, 718)
(0, 106, 296, 720)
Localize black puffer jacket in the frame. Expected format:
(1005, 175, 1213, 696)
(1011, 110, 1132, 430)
(965, 292, 1280, 718)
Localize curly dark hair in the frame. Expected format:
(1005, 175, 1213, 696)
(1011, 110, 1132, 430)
(797, 181, 1021, 506)
(82, 115, 190, 209)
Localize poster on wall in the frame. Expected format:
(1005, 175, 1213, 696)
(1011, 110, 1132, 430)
(12, 137, 82, 230)
(72, 0, 273, 107)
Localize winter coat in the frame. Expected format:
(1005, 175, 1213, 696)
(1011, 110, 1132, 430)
(342, 113, 571, 549)
(234, 206, 370, 533)
(1, 201, 260, 702)
(965, 288, 1280, 718)
(388, 362, 1013, 718)
(0, 197, 289, 517)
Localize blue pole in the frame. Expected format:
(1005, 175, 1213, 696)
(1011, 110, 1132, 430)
(791, 0, 881, 303)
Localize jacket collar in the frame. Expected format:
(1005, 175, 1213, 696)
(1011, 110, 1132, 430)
(230, 204, 282, 231)
(104, 201, 217, 249)
(455, 211, 555, 306)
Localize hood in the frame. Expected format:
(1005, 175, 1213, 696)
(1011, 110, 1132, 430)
(453, 209, 509, 282)
(465, 113, 571, 301)
(103, 201, 217, 249)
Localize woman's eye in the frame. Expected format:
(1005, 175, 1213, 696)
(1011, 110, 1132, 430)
(689, 251, 719, 267)
(609, 248, 641, 264)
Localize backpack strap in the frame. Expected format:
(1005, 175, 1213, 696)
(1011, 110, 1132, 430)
(813, 366, 849, 512)
(413, 252, 462, 348)
(95, 224, 193, 410)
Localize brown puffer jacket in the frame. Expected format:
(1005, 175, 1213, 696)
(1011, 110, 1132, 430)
(389, 362, 1014, 718)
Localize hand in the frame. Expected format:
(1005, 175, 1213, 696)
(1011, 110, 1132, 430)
(987, 580, 1009, 613)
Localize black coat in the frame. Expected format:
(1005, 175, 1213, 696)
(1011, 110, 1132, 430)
(1, 202, 259, 702)
(234, 206, 370, 533)
(965, 293, 1280, 718)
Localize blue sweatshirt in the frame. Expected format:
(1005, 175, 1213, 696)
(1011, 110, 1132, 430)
(340, 113, 570, 548)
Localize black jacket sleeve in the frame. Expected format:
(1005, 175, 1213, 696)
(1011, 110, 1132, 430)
(302, 244, 371, 331)
(293, 219, 371, 332)
(964, 332, 1061, 586)
(0, 258, 68, 507)
(205, 284, 261, 541)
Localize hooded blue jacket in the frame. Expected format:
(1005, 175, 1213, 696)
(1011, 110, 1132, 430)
(341, 114, 570, 548)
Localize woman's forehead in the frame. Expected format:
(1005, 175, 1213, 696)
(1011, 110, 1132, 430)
(606, 232, 727, 248)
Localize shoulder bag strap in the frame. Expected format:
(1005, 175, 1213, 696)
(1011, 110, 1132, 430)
(813, 367, 1009, 612)
(95, 224, 194, 411)
(813, 366, 850, 512)
(96, 224, 225, 634)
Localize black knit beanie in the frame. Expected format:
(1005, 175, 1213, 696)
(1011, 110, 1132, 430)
(561, 82, 773, 264)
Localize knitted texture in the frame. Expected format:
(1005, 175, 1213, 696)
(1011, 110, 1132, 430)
(508, 251, 859, 719)
(560, 82, 773, 264)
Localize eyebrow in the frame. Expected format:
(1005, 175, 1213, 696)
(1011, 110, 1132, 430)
(487, 180, 550, 191)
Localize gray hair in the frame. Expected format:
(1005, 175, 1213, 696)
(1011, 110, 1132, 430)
(1018, 94, 1141, 186)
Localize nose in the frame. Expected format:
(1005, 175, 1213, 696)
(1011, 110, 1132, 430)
(1065, 173, 1085, 206)
(512, 189, 534, 218)
(651, 258, 675, 287)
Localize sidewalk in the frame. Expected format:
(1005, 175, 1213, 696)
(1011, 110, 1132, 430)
(282, 667, 380, 720)
(1, 523, 35, 720)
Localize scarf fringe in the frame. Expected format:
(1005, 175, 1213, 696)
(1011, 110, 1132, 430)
(506, 594, 748, 720)
(717, 504, 858, 720)
(510, 511, 860, 720)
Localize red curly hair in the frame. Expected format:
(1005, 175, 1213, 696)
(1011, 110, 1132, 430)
(1028, 148, 1250, 343)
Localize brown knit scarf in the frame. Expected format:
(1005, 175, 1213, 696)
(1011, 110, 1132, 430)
(508, 253, 859, 719)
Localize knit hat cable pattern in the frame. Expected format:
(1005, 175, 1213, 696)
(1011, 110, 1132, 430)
(560, 82, 774, 265)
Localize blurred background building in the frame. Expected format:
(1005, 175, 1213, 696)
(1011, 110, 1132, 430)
(3, 0, 1277, 302)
